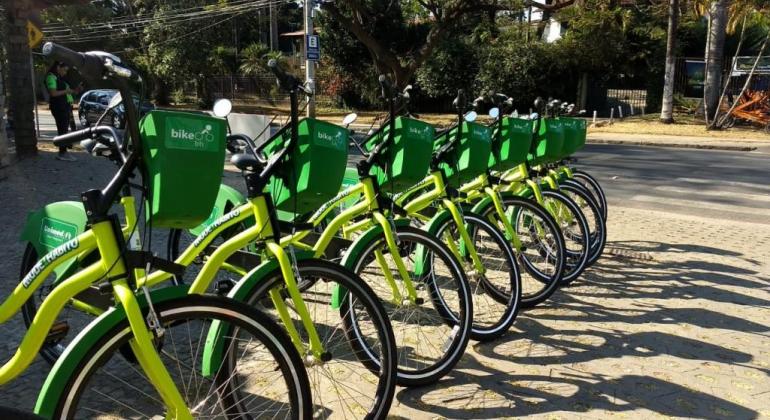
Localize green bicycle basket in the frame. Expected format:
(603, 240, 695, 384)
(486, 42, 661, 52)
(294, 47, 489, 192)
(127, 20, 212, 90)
(140, 110, 227, 229)
(488, 117, 534, 172)
(560, 117, 587, 156)
(265, 118, 349, 216)
(435, 121, 493, 188)
(364, 117, 435, 194)
(528, 118, 564, 166)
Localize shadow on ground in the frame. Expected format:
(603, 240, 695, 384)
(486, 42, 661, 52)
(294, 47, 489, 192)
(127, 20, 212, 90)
(396, 239, 769, 419)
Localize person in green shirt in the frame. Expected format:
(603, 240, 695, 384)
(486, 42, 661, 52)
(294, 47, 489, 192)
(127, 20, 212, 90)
(46, 61, 82, 161)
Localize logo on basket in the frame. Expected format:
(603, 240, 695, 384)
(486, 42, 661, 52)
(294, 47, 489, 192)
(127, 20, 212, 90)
(317, 130, 345, 148)
(409, 126, 433, 140)
(473, 128, 490, 140)
(171, 125, 215, 148)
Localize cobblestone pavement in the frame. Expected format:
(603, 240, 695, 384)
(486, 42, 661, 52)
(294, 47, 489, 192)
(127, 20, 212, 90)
(1, 148, 769, 419)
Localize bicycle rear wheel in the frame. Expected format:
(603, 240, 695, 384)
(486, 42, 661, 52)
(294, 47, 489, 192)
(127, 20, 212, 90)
(20, 243, 105, 365)
(52, 295, 311, 419)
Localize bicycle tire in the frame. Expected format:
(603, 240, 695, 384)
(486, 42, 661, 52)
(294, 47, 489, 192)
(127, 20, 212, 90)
(558, 182, 607, 266)
(478, 195, 566, 308)
(347, 225, 472, 387)
(432, 211, 520, 341)
(242, 259, 397, 420)
(569, 170, 607, 221)
(539, 190, 591, 284)
(52, 295, 312, 419)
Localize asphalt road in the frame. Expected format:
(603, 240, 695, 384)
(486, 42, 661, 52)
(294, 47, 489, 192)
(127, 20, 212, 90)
(573, 144, 770, 225)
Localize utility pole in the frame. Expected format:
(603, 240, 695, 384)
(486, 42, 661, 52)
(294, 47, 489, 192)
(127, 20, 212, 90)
(304, 0, 315, 117)
(269, 1, 279, 51)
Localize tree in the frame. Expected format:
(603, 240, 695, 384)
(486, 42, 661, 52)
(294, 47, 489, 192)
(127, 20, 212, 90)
(661, 0, 680, 123)
(2, 0, 88, 157)
(1, 45, 9, 166)
(320, 0, 576, 88)
(3, 0, 38, 157)
(703, 0, 730, 123)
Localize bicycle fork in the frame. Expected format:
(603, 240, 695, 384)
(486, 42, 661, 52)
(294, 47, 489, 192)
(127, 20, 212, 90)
(440, 199, 487, 281)
(265, 242, 328, 365)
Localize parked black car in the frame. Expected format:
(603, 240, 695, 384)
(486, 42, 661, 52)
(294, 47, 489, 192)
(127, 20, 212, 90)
(78, 89, 154, 129)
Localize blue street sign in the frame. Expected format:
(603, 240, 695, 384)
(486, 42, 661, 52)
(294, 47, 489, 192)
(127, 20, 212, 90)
(306, 34, 320, 61)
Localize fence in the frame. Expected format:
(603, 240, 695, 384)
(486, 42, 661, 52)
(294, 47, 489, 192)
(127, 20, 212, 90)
(159, 73, 341, 110)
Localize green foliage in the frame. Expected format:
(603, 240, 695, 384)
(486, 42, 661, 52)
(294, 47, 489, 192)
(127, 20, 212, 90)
(238, 43, 271, 76)
(475, 37, 563, 110)
(416, 36, 479, 98)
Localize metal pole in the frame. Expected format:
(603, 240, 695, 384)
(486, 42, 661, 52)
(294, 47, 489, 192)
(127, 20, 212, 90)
(269, 2, 279, 51)
(305, 0, 315, 117)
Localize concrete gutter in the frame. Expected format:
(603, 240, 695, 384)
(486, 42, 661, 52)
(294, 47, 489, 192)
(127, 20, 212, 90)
(587, 133, 770, 152)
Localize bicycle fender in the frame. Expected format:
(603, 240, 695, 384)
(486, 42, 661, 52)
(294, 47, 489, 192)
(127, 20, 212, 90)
(188, 184, 249, 236)
(19, 201, 88, 281)
(201, 250, 315, 376)
(34, 286, 190, 417)
(420, 207, 473, 262)
(338, 218, 411, 308)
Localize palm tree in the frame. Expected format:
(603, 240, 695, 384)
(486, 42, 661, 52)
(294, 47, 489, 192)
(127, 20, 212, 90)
(661, 0, 680, 124)
(238, 43, 272, 77)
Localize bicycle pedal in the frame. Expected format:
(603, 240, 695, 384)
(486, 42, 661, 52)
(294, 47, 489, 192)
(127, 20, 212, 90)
(45, 321, 69, 344)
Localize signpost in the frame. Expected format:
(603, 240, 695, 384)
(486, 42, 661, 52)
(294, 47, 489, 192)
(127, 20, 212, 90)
(306, 34, 320, 61)
(304, 0, 317, 117)
(27, 20, 44, 48)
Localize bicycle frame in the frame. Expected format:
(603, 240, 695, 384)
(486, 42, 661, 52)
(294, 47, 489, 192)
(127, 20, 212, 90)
(393, 171, 488, 277)
(103, 190, 327, 361)
(280, 176, 422, 305)
(0, 219, 193, 418)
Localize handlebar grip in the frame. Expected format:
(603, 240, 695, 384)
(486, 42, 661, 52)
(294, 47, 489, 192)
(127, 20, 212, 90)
(42, 42, 104, 80)
(54, 127, 93, 148)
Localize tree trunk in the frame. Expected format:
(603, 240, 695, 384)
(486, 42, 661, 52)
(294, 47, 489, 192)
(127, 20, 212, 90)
(711, 15, 747, 129)
(660, 0, 679, 124)
(703, 0, 729, 123)
(716, 30, 770, 129)
(1, 54, 10, 167)
(3, 0, 38, 157)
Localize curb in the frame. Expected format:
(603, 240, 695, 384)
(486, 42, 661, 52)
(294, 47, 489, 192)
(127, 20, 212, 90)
(587, 138, 760, 152)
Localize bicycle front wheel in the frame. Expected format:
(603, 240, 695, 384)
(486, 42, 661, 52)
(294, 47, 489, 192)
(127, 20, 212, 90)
(348, 225, 473, 387)
(480, 196, 566, 308)
(244, 259, 398, 420)
(52, 295, 311, 419)
(568, 169, 607, 221)
(433, 211, 521, 342)
(540, 190, 591, 284)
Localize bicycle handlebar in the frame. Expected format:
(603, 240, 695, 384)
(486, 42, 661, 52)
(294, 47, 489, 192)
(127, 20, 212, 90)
(42, 42, 139, 82)
(53, 125, 121, 148)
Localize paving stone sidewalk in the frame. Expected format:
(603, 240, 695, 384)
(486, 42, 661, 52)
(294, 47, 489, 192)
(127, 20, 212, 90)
(1, 149, 769, 418)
